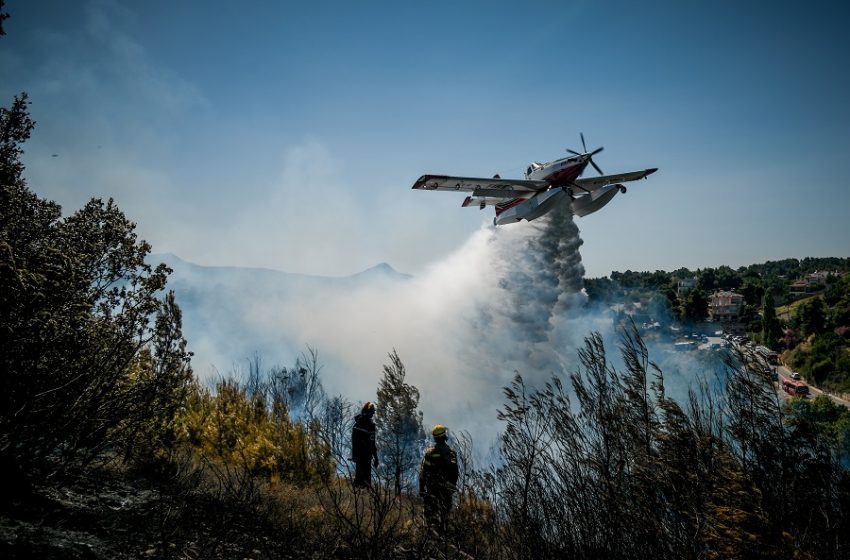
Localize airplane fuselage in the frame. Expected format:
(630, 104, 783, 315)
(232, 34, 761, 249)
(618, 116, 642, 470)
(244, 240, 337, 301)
(526, 154, 590, 185)
(492, 155, 595, 225)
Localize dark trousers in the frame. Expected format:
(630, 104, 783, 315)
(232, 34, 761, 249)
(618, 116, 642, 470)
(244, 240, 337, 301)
(423, 490, 453, 528)
(353, 459, 372, 488)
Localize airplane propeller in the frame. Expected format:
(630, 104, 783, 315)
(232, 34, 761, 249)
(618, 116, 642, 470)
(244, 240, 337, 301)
(567, 133, 605, 175)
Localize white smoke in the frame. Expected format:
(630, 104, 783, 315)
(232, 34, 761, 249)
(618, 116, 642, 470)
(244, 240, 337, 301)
(278, 204, 604, 447)
(178, 197, 713, 451)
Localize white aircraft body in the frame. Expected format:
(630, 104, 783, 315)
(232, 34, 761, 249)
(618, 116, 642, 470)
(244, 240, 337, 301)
(412, 135, 657, 225)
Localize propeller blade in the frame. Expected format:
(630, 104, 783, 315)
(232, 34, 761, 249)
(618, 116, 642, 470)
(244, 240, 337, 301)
(567, 149, 582, 156)
(590, 159, 604, 176)
(591, 146, 604, 156)
(580, 132, 587, 153)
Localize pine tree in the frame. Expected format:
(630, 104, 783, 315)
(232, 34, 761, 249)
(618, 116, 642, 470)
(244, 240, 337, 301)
(375, 349, 426, 495)
(760, 287, 783, 349)
(681, 288, 709, 322)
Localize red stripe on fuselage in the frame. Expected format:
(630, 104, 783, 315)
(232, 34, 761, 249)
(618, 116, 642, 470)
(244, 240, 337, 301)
(545, 163, 586, 186)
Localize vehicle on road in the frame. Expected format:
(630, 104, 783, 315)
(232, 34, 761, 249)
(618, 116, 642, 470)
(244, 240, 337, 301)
(756, 345, 779, 364)
(782, 378, 809, 396)
(791, 372, 801, 380)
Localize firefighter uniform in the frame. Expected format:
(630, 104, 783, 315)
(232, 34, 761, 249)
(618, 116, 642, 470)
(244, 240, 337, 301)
(419, 424, 459, 529)
(351, 402, 378, 488)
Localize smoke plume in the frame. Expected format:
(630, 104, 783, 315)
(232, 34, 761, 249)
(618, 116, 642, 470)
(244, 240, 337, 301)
(277, 205, 602, 447)
(183, 204, 705, 450)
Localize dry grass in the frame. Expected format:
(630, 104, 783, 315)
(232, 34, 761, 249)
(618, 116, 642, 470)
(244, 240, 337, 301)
(775, 293, 821, 321)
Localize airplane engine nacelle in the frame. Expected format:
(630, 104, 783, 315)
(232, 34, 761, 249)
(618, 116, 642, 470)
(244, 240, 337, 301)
(617, 184, 626, 194)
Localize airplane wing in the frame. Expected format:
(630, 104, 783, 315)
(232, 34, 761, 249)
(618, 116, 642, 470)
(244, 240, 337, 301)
(573, 168, 658, 191)
(412, 174, 547, 198)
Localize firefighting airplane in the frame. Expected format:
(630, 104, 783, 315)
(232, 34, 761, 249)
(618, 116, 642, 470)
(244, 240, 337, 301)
(412, 134, 657, 226)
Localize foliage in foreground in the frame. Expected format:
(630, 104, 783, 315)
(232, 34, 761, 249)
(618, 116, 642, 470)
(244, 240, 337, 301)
(1, 94, 192, 481)
(96, 330, 850, 560)
(469, 328, 850, 559)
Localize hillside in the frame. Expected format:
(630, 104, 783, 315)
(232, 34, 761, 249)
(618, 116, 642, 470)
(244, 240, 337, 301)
(776, 293, 819, 321)
(585, 261, 850, 393)
(151, 253, 412, 372)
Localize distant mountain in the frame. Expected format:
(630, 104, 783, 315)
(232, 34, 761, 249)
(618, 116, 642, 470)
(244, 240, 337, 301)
(148, 253, 412, 374)
(347, 262, 413, 285)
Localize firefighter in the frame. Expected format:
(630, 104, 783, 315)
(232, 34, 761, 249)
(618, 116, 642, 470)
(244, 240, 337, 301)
(351, 401, 378, 488)
(419, 424, 459, 529)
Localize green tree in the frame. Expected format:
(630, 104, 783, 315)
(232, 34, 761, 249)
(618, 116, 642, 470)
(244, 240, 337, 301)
(740, 277, 765, 307)
(760, 288, 783, 349)
(681, 288, 709, 322)
(794, 297, 827, 337)
(375, 349, 426, 495)
(0, 1, 8, 36)
(697, 268, 717, 292)
(648, 291, 674, 322)
(125, 291, 194, 463)
(0, 95, 187, 478)
(715, 265, 742, 291)
(790, 395, 850, 462)
(824, 275, 850, 329)
(739, 303, 760, 333)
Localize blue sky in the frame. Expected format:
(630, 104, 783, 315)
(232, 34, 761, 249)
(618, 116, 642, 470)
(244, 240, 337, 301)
(3, 0, 849, 278)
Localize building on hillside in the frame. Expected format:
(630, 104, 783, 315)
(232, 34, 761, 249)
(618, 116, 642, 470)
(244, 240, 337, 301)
(677, 277, 697, 298)
(807, 271, 834, 285)
(789, 279, 811, 295)
(708, 290, 744, 322)
(790, 271, 836, 295)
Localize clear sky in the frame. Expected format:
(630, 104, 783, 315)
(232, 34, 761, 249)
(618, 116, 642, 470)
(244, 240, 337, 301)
(3, 0, 849, 278)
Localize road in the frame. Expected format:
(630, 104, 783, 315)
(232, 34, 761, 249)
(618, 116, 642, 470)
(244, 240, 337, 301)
(774, 363, 850, 409)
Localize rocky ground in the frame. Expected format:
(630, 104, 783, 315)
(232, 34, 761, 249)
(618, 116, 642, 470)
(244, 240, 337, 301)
(0, 462, 301, 560)
(1, 460, 479, 559)
(1, 465, 159, 559)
